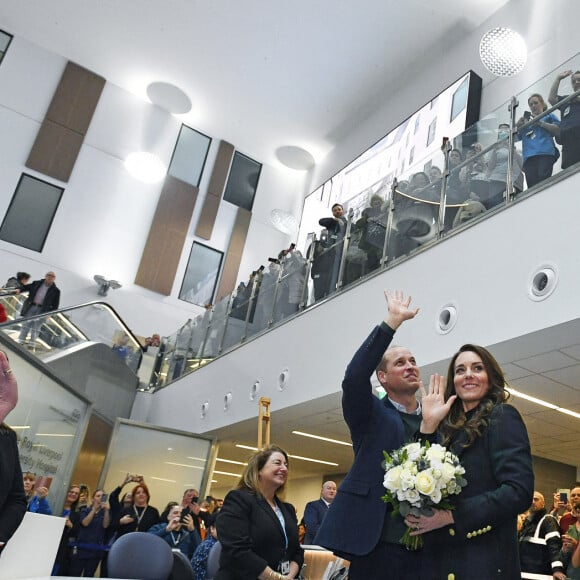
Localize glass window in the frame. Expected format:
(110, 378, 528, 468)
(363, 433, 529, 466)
(100, 420, 216, 512)
(0, 29, 12, 65)
(2, 339, 91, 512)
(223, 152, 262, 211)
(426, 118, 438, 147)
(0, 174, 64, 252)
(179, 242, 224, 306)
(414, 114, 421, 134)
(167, 125, 211, 188)
(450, 76, 469, 122)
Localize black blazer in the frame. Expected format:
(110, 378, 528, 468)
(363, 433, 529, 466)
(0, 424, 27, 550)
(315, 324, 410, 559)
(215, 488, 303, 580)
(423, 404, 534, 579)
(20, 279, 60, 316)
(303, 498, 329, 544)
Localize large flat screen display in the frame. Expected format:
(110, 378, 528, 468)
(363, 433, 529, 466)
(298, 71, 481, 249)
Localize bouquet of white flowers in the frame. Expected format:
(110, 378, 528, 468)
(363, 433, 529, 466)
(382, 440, 467, 550)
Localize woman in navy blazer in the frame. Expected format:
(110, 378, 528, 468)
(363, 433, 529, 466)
(407, 344, 534, 579)
(215, 445, 303, 580)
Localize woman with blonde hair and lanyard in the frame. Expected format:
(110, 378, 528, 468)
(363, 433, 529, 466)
(215, 444, 303, 580)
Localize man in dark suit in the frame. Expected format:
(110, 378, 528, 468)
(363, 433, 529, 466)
(18, 271, 60, 346)
(303, 481, 337, 545)
(315, 290, 447, 580)
(313, 203, 347, 299)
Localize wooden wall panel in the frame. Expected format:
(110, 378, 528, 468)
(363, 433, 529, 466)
(25, 120, 84, 182)
(195, 140, 234, 240)
(45, 62, 106, 134)
(195, 191, 221, 240)
(135, 175, 199, 295)
(25, 61, 105, 182)
(207, 140, 234, 197)
(216, 207, 251, 300)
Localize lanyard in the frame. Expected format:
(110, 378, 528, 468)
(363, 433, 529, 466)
(133, 505, 146, 530)
(273, 504, 288, 550)
(170, 531, 182, 546)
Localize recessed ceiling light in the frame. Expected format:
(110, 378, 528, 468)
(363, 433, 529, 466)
(216, 458, 248, 466)
(235, 444, 339, 466)
(507, 387, 580, 419)
(275, 146, 315, 170)
(292, 430, 351, 447)
(213, 470, 242, 478)
(146, 82, 192, 114)
(125, 151, 167, 183)
(35, 433, 74, 437)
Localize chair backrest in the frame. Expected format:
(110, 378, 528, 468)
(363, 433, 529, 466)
(168, 550, 195, 580)
(205, 540, 222, 580)
(108, 531, 174, 580)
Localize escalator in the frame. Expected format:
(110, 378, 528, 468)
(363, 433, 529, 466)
(0, 297, 144, 422)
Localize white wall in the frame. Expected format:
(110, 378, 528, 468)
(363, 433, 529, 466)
(133, 169, 580, 434)
(0, 35, 305, 337)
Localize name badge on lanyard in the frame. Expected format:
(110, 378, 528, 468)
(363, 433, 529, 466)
(279, 560, 290, 574)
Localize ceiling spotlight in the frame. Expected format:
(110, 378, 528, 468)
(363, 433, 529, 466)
(125, 151, 167, 183)
(275, 146, 315, 170)
(94, 275, 122, 296)
(479, 27, 527, 77)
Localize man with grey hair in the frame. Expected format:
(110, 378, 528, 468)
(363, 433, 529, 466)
(18, 271, 60, 346)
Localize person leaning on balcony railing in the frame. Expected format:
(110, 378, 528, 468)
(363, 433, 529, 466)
(516, 93, 561, 188)
(4, 271, 30, 293)
(549, 69, 580, 170)
(485, 124, 524, 209)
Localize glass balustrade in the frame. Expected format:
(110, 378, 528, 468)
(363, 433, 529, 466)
(19, 56, 573, 393)
(151, 51, 580, 391)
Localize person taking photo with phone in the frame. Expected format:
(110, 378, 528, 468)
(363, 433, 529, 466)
(147, 504, 201, 558)
(69, 489, 110, 577)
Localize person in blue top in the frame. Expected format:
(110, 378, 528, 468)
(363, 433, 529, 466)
(148, 504, 201, 559)
(22, 471, 52, 515)
(516, 93, 561, 188)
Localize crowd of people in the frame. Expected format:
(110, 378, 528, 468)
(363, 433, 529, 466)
(18, 469, 223, 578)
(2, 284, 580, 579)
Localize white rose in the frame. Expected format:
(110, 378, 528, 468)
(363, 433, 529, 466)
(426, 444, 446, 462)
(415, 470, 436, 496)
(405, 442, 422, 461)
(384, 465, 403, 491)
(440, 463, 456, 482)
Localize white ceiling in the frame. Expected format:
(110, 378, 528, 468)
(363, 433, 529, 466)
(0, 0, 509, 166)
